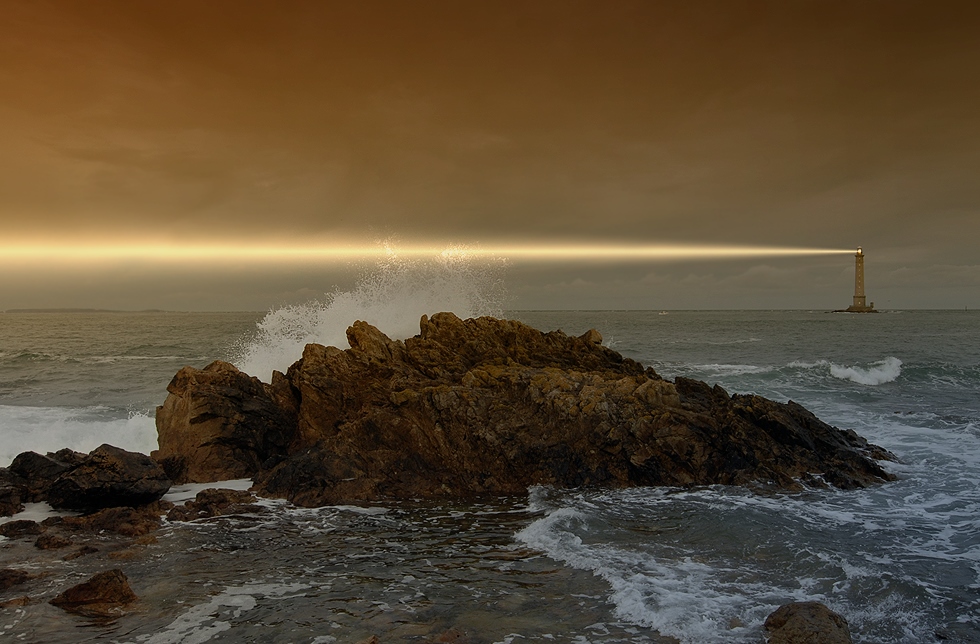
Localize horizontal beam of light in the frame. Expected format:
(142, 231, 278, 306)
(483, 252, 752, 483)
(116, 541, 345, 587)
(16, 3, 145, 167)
(0, 242, 856, 262)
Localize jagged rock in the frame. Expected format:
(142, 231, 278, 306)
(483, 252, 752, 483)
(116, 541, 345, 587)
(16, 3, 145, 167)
(46, 444, 171, 511)
(0, 568, 30, 592)
(155, 313, 896, 505)
(0, 519, 44, 539)
(0, 481, 24, 517)
(166, 488, 264, 522)
(49, 569, 138, 619)
(9, 451, 73, 502)
(35, 533, 72, 549)
(152, 361, 299, 483)
(764, 601, 852, 643)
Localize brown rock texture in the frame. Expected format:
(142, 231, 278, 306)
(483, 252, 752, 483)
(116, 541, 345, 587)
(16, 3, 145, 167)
(0, 568, 29, 593)
(764, 601, 852, 643)
(153, 360, 298, 483)
(154, 313, 895, 506)
(46, 444, 171, 511)
(49, 569, 138, 619)
(166, 488, 264, 522)
(0, 519, 44, 539)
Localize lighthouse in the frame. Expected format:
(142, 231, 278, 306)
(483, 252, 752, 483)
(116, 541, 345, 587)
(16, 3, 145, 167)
(841, 247, 876, 313)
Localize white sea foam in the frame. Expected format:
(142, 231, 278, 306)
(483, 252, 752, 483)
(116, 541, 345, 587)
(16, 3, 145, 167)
(829, 357, 903, 385)
(131, 582, 310, 644)
(784, 357, 903, 386)
(235, 252, 505, 381)
(515, 506, 783, 642)
(0, 405, 157, 466)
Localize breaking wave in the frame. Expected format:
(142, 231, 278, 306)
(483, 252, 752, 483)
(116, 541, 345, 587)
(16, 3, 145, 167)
(235, 252, 506, 381)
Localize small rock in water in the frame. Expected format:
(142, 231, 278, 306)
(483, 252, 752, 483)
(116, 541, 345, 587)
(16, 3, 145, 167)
(49, 569, 138, 619)
(167, 487, 263, 521)
(0, 568, 30, 592)
(764, 601, 852, 644)
(35, 533, 72, 549)
(62, 545, 99, 561)
(0, 519, 44, 539)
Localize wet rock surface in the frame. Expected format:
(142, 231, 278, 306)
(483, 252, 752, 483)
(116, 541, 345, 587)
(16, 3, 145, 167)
(46, 444, 171, 510)
(154, 313, 896, 506)
(49, 569, 138, 619)
(0, 568, 30, 593)
(166, 487, 264, 522)
(764, 601, 853, 643)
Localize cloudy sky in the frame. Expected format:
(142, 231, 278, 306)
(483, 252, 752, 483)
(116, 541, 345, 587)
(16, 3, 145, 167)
(1, 0, 978, 311)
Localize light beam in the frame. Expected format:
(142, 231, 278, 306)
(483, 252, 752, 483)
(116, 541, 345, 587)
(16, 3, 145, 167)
(0, 242, 855, 263)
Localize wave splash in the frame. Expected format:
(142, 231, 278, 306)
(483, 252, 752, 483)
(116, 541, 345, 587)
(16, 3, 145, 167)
(828, 357, 903, 386)
(235, 252, 506, 381)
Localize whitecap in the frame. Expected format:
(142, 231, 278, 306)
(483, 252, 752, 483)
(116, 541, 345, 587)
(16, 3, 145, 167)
(829, 357, 903, 386)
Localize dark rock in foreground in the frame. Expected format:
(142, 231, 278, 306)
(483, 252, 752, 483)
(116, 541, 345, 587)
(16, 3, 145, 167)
(49, 569, 138, 619)
(46, 444, 171, 511)
(154, 313, 895, 506)
(4, 445, 171, 513)
(765, 601, 852, 643)
(0, 568, 30, 593)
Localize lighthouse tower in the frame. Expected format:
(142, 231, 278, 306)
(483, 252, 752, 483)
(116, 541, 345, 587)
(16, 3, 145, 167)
(843, 247, 876, 312)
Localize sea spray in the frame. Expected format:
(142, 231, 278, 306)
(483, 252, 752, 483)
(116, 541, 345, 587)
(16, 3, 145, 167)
(829, 356, 902, 386)
(235, 252, 506, 381)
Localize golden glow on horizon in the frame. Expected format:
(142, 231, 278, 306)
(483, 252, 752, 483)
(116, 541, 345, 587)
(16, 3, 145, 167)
(0, 242, 855, 263)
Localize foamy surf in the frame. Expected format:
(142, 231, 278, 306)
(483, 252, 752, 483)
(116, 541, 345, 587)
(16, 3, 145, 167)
(829, 357, 903, 386)
(0, 404, 157, 466)
(235, 252, 505, 381)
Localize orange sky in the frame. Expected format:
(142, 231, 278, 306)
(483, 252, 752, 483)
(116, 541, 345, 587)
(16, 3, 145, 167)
(1, 1, 978, 310)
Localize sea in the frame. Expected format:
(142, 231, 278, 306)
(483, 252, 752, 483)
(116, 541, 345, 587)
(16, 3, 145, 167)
(1, 264, 979, 643)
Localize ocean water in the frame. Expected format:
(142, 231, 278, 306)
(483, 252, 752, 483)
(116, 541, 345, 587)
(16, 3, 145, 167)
(1, 268, 978, 642)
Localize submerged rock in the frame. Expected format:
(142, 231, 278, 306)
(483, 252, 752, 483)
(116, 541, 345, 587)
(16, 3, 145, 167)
(0, 568, 30, 593)
(154, 313, 895, 505)
(166, 488, 264, 522)
(764, 601, 852, 643)
(49, 569, 138, 619)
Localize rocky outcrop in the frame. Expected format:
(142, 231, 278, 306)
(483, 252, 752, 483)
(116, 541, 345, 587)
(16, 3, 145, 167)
(153, 361, 298, 483)
(155, 313, 895, 506)
(4, 445, 171, 513)
(764, 601, 852, 643)
(43, 445, 170, 511)
(49, 569, 138, 619)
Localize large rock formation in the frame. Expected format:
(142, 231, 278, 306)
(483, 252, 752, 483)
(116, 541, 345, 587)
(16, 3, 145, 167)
(154, 313, 895, 506)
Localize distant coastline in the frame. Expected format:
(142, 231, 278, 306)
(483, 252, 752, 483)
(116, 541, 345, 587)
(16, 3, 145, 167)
(2, 308, 170, 314)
